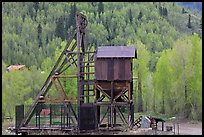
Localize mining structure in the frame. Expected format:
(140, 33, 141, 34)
(11, 12, 137, 135)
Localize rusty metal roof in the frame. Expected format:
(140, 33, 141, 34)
(96, 46, 137, 58)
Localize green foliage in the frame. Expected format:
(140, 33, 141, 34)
(2, 2, 201, 67)
(2, 2, 202, 120)
(37, 23, 42, 48)
(154, 50, 172, 114)
(98, 2, 104, 17)
(153, 34, 202, 120)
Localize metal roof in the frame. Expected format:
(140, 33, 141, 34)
(96, 46, 137, 58)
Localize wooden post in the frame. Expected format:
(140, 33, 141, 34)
(36, 109, 38, 127)
(38, 104, 40, 129)
(111, 81, 114, 128)
(61, 105, 62, 129)
(50, 104, 52, 127)
(114, 107, 116, 126)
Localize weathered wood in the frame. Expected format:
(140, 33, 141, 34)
(37, 99, 78, 103)
(95, 58, 132, 81)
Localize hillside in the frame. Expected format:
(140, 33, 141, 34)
(176, 2, 202, 14)
(2, 2, 202, 68)
(2, 2, 202, 123)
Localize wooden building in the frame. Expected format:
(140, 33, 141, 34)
(94, 46, 137, 128)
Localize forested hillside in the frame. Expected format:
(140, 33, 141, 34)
(177, 2, 202, 14)
(2, 2, 202, 121)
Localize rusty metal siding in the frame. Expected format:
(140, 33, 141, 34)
(119, 59, 125, 80)
(101, 59, 108, 80)
(95, 59, 101, 80)
(107, 59, 114, 81)
(125, 59, 132, 80)
(95, 58, 132, 81)
(113, 59, 120, 80)
(95, 59, 108, 80)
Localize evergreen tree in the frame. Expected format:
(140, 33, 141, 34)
(55, 16, 65, 40)
(182, 8, 185, 14)
(37, 23, 42, 48)
(159, 6, 163, 16)
(200, 17, 202, 29)
(138, 11, 143, 20)
(128, 8, 133, 24)
(33, 2, 39, 21)
(28, 4, 34, 19)
(91, 2, 97, 7)
(164, 8, 168, 17)
(33, 2, 39, 12)
(187, 14, 192, 28)
(68, 3, 77, 30)
(98, 2, 104, 18)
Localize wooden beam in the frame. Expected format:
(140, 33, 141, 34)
(37, 99, 78, 103)
(52, 74, 78, 78)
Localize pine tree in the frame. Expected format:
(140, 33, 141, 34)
(68, 3, 77, 30)
(98, 2, 104, 18)
(138, 11, 143, 20)
(164, 8, 168, 17)
(128, 8, 133, 24)
(55, 16, 65, 40)
(187, 14, 192, 28)
(33, 2, 39, 12)
(159, 6, 163, 16)
(182, 8, 185, 14)
(200, 17, 202, 29)
(37, 23, 42, 48)
(33, 2, 39, 21)
(91, 2, 97, 7)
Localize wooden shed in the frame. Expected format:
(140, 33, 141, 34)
(95, 46, 137, 103)
(94, 46, 137, 128)
(95, 46, 137, 81)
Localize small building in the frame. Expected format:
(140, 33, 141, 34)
(94, 45, 137, 128)
(95, 46, 137, 81)
(6, 64, 25, 72)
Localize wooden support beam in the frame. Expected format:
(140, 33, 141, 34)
(95, 102, 129, 106)
(37, 99, 78, 103)
(56, 78, 68, 99)
(113, 88, 128, 101)
(52, 74, 78, 78)
(96, 85, 111, 100)
(80, 72, 95, 75)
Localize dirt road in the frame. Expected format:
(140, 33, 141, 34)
(2, 120, 202, 135)
(153, 120, 202, 135)
(169, 121, 202, 135)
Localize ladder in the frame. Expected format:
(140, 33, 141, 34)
(134, 115, 142, 128)
(79, 50, 95, 103)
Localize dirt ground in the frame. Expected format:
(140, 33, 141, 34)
(166, 120, 202, 135)
(121, 120, 202, 135)
(81, 120, 202, 135)
(2, 120, 202, 135)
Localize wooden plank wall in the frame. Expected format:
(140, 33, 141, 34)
(95, 58, 132, 81)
